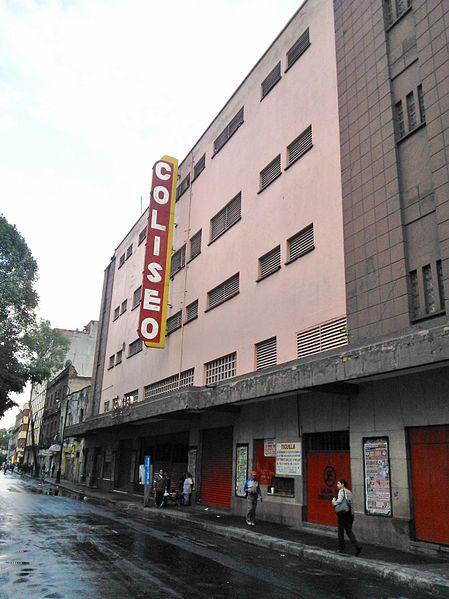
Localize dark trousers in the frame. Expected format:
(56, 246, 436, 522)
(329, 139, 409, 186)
(337, 512, 360, 550)
(155, 490, 165, 507)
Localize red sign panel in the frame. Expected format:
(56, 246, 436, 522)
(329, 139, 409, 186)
(138, 155, 178, 348)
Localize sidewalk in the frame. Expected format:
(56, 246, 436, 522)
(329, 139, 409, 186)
(44, 477, 449, 597)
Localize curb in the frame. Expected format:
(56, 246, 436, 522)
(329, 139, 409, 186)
(53, 482, 449, 597)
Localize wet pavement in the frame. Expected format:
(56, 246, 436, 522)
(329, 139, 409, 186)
(0, 473, 447, 598)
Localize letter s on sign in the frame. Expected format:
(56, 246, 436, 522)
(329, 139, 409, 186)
(155, 161, 171, 181)
(147, 263, 163, 283)
(141, 317, 159, 340)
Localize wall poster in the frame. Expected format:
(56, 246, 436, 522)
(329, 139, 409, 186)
(275, 441, 302, 476)
(235, 444, 249, 497)
(363, 437, 392, 516)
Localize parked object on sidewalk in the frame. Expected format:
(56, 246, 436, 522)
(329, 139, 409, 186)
(244, 471, 262, 526)
(332, 479, 362, 555)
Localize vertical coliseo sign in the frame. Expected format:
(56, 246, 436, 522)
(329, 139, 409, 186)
(138, 155, 178, 348)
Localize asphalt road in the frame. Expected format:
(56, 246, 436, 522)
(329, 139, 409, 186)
(0, 473, 438, 598)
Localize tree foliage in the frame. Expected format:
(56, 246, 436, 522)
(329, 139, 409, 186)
(0, 215, 69, 418)
(0, 428, 9, 450)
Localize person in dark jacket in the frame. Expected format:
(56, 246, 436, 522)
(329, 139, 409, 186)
(153, 468, 167, 507)
(244, 470, 262, 526)
(332, 479, 362, 555)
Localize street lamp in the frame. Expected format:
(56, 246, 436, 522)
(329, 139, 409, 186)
(56, 385, 71, 484)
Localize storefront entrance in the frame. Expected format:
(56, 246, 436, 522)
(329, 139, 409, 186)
(409, 425, 449, 545)
(200, 427, 233, 508)
(305, 432, 351, 526)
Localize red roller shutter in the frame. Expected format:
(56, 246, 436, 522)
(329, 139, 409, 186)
(201, 427, 233, 508)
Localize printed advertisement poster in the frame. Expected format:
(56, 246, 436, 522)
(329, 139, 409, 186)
(364, 438, 392, 516)
(275, 441, 302, 476)
(264, 439, 276, 457)
(235, 444, 248, 497)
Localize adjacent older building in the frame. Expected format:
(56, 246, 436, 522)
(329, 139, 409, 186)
(68, 0, 449, 553)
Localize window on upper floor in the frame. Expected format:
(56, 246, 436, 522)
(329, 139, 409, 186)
(189, 230, 202, 261)
(406, 91, 417, 130)
(123, 390, 138, 406)
(185, 299, 199, 323)
(286, 224, 314, 263)
(410, 260, 445, 320)
(128, 338, 143, 357)
(210, 193, 241, 243)
(286, 28, 310, 71)
(104, 401, 110, 412)
(118, 253, 125, 268)
(120, 299, 127, 314)
(205, 352, 236, 385)
(166, 311, 182, 335)
(170, 244, 186, 277)
(259, 155, 281, 192)
(126, 244, 133, 260)
(144, 368, 195, 400)
(108, 355, 115, 370)
(258, 246, 281, 281)
(261, 62, 281, 99)
(395, 86, 425, 141)
(395, 100, 405, 138)
(115, 350, 123, 365)
(138, 228, 147, 246)
(384, 0, 412, 27)
(286, 125, 313, 167)
(132, 286, 142, 310)
(193, 154, 206, 180)
(176, 174, 190, 201)
(255, 337, 277, 370)
(207, 273, 239, 311)
(113, 306, 120, 321)
(213, 108, 244, 155)
(297, 316, 348, 359)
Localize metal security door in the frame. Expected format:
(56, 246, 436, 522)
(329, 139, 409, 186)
(201, 427, 233, 508)
(409, 426, 449, 545)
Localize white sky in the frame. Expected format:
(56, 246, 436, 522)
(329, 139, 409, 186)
(0, 0, 303, 428)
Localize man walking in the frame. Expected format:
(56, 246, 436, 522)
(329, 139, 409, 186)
(244, 470, 262, 526)
(153, 468, 167, 508)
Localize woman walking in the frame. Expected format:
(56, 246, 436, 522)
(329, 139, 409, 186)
(332, 479, 362, 555)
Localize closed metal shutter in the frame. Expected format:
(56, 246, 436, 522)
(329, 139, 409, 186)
(201, 427, 233, 508)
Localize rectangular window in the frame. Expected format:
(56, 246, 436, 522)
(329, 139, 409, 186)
(213, 107, 244, 154)
(115, 350, 123, 365)
(113, 306, 120, 321)
(126, 244, 133, 260)
(138, 228, 147, 246)
(297, 316, 348, 359)
(118, 253, 125, 268)
(104, 401, 110, 412)
(423, 264, 436, 314)
(123, 390, 138, 406)
(108, 355, 115, 369)
(176, 174, 190, 201)
(286, 28, 310, 70)
(258, 246, 281, 280)
(287, 224, 314, 263)
(185, 299, 199, 323)
(132, 286, 142, 309)
(170, 245, 186, 277)
(261, 62, 281, 99)
(193, 154, 206, 180)
(166, 310, 182, 335)
(120, 299, 127, 314)
(144, 368, 194, 399)
(287, 125, 312, 167)
(396, 0, 411, 18)
(410, 269, 420, 318)
(189, 230, 202, 261)
(205, 352, 236, 385)
(128, 338, 143, 357)
(210, 193, 241, 242)
(406, 91, 417, 130)
(256, 337, 277, 370)
(395, 101, 405, 138)
(437, 260, 445, 313)
(260, 155, 281, 191)
(384, 0, 394, 26)
(207, 273, 239, 310)
(417, 85, 425, 123)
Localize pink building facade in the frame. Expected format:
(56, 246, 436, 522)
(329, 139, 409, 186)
(69, 0, 449, 552)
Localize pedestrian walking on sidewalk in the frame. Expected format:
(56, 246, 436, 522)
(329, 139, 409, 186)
(182, 472, 194, 506)
(332, 479, 362, 556)
(153, 468, 167, 508)
(244, 470, 262, 526)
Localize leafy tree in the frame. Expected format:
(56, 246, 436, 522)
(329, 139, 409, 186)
(0, 428, 9, 450)
(0, 215, 69, 418)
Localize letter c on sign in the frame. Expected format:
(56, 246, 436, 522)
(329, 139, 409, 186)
(141, 317, 159, 340)
(155, 162, 171, 181)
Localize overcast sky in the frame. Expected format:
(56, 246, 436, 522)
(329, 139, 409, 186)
(0, 0, 303, 428)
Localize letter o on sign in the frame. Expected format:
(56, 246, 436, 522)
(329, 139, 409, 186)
(141, 317, 159, 340)
(153, 185, 169, 205)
